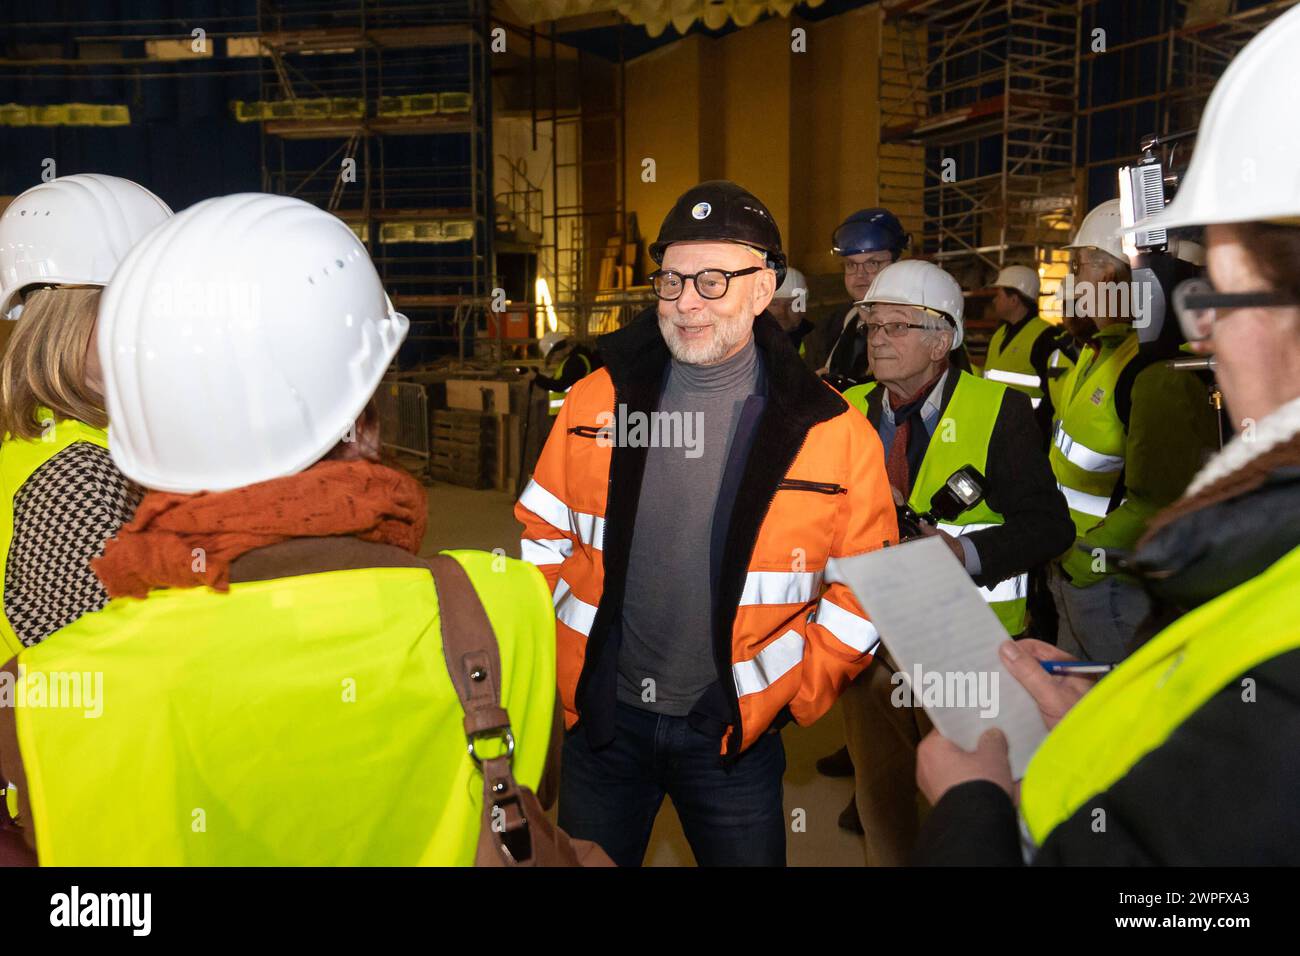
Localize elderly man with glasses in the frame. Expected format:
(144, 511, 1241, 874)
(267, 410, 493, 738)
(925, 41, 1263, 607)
(837, 258, 1074, 866)
(515, 180, 897, 867)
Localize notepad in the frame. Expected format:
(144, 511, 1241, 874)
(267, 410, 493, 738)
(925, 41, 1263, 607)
(831, 536, 1048, 777)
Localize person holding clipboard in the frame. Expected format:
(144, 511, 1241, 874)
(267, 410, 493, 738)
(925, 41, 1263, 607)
(912, 6, 1300, 865)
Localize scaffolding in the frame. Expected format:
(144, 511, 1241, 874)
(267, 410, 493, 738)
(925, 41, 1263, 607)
(252, 0, 494, 363)
(1078, 0, 1299, 200)
(534, 24, 628, 340)
(879, 0, 1080, 292)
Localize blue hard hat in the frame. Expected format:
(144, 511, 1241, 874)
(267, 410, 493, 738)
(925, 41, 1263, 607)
(831, 208, 910, 257)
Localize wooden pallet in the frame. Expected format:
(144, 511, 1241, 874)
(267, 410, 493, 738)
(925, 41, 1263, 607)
(431, 409, 495, 489)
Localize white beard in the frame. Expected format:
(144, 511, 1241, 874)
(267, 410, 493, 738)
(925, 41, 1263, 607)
(658, 310, 752, 366)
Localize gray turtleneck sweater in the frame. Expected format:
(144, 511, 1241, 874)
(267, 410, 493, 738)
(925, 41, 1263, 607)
(616, 336, 761, 715)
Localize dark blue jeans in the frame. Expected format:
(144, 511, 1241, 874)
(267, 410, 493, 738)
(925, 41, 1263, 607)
(558, 702, 787, 867)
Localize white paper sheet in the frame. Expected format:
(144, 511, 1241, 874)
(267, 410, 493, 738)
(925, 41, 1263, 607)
(830, 535, 1047, 777)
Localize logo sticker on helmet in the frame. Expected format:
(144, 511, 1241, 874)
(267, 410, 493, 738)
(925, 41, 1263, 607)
(691, 202, 711, 220)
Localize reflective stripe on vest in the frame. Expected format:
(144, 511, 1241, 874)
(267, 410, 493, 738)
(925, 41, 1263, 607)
(1019, 542, 1300, 848)
(843, 372, 1028, 635)
(14, 550, 557, 865)
(1053, 421, 1123, 473)
(1048, 331, 1138, 536)
(982, 317, 1053, 401)
(0, 415, 109, 659)
(983, 369, 1042, 389)
(1056, 482, 1114, 519)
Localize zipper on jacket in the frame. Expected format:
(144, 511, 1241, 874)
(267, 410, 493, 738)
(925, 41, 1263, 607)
(567, 424, 608, 440)
(776, 477, 846, 496)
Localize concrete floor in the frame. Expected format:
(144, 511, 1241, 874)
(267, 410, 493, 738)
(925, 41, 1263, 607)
(421, 479, 867, 867)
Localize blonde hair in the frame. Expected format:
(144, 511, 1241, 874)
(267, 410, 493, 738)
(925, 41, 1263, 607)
(0, 287, 107, 440)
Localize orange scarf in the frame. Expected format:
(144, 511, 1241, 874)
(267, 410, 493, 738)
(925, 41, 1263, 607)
(93, 460, 428, 599)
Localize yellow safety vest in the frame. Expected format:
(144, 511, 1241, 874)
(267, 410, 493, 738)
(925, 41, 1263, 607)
(982, 317, 1053, 407)
(13, 549, 556, 866)
(0, 414, 109, 659)
(1020, 542, 1300, 848)
(844, 371, 1028, 634)
(548, 352, 593, 416)
(1048, 326, 1139, 536)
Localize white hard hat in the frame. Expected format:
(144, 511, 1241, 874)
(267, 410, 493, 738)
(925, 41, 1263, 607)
(992, 264, 1040, 303)
(774, 265, 807, 299)
(1065, 199, 1127, 264)
(539, 330, 568, 359)
(858, 259, 965, 350)
(1133, 4, 1300, 231)
(0, 174, 173, 316)
(98, 193, 409, 494)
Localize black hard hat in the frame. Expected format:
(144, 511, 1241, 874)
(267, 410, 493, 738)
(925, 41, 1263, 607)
(649, 180, 787, 285)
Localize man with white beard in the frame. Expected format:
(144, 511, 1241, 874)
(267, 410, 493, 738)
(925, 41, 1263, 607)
(516, 181, 897, 866)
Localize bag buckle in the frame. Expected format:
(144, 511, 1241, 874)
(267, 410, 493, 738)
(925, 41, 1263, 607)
(467, 726, 516, 767)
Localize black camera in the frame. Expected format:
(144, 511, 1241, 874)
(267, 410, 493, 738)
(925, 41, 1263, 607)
(896, 465, 989, 539)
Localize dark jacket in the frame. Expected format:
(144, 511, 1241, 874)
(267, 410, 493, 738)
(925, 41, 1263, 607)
(913, 432, 1300, 865)
(859, 370, 1074, 591)
(535, 343, 602, 393)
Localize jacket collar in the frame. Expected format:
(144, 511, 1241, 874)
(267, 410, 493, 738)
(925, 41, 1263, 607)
(597, 306, 846, 427)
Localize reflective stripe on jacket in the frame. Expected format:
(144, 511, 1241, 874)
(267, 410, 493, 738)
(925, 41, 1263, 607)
(516, 310, 898, 755)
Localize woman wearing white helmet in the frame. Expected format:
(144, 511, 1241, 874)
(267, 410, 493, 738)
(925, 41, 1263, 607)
(0, 174, 172, 659)
(0, 193, 563, 866)
(914, 3, 1300, 864)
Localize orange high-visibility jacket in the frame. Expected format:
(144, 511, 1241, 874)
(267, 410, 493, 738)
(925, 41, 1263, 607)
(515, 310, 899, 755)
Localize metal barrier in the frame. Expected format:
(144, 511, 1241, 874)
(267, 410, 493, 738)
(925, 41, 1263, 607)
(377, 379, 430, 474)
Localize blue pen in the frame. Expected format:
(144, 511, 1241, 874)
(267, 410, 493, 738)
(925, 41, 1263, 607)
(1041, 660, 1116, 675)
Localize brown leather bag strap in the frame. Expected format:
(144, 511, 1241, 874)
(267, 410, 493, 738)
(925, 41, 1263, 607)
(425, 556, 511, 743)
(426, 555, 537, 866)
